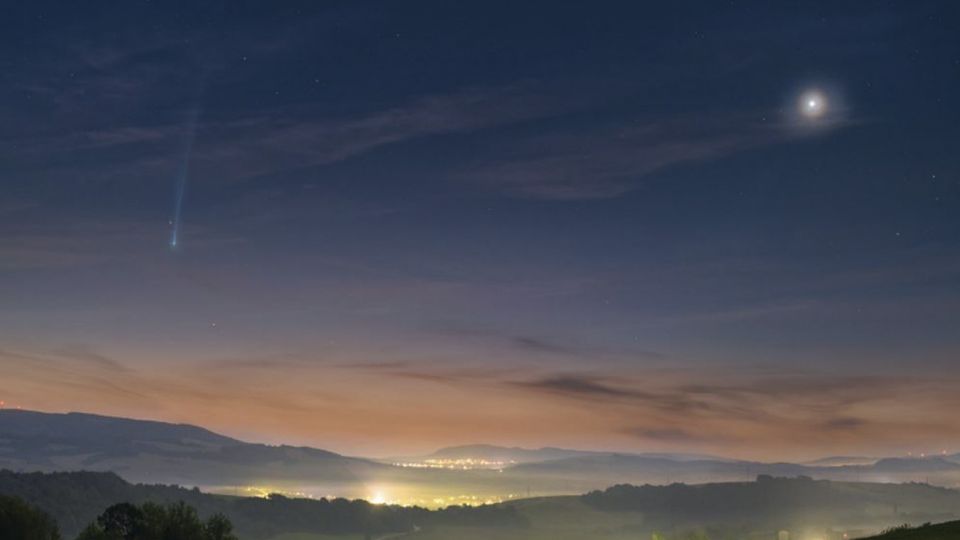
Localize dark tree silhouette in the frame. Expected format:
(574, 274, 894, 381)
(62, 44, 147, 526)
(0, 495, 61, 540)
(76, 501, 236, 540)
(203, 513, 237, 540)
(97, 503, 144, 540)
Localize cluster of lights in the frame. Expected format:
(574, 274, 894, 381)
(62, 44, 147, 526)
(906, 450, 951, 458)
(229, 486, 320, 499)
(367, 491, 521, 508)
(430, 493, 519, 507)
(215, 485, 521, 509)
(391, 458, 516, 471)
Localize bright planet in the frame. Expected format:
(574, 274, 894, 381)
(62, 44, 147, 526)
(800, 89, 828, 118)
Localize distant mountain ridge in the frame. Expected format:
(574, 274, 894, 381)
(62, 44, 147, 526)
(0, 409, 380, 486)
(2, 409, 959, 501)
(0, 409, 243, 450)
(804, 455, 880, 466)
(507, 452, 960, 489)
(400, 443, 735, 464)
(871, 457, 960, 473)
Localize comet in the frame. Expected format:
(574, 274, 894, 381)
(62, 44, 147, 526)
(170, 106, 201, 250)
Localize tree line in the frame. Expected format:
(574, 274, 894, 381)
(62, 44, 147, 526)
(1, 495, 236, 540)
(0, 470, 526, 539)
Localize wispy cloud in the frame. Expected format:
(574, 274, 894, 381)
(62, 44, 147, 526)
(190, 84, 559, 181)
(10, 66, 852, 205)
(820, 417, 867, 431)
(336, 360, 410, 371)
(9, 83, 560, 191)
(458, 112, 848, 200)
(507, 369, 960, 452)
(512, 373, 719, 416)
(426, 320, 666, 363)
(626, 427, 730, 445)
(51, 345, 132, 373)
(516, 375, 651, 400)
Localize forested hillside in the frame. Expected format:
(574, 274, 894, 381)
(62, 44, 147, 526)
(0, 470, 524, 539)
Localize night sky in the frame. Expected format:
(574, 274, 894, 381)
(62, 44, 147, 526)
(2, 1, 959, 460)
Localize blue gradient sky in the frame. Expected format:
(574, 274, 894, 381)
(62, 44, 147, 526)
(1, 1, 959, 459)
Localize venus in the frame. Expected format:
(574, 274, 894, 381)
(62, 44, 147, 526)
(800, 90, 827, 118)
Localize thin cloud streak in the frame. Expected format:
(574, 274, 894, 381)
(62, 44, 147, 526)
(458, 112, 850, 200)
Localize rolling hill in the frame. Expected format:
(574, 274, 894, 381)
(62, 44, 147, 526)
(2, 409, 959, 505)
(507, 453, 960, 492)
(0, 410, 385, 487)
(3, 470, 960, 540)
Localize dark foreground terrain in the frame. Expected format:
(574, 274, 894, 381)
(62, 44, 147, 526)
(3, 470, 960, 540)
(0, 470, 522, 539)
(864, 520, 960, 540)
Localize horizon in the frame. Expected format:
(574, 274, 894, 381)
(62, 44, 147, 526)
(1, 407, 955, 465)
(2, 1, 960, 464)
